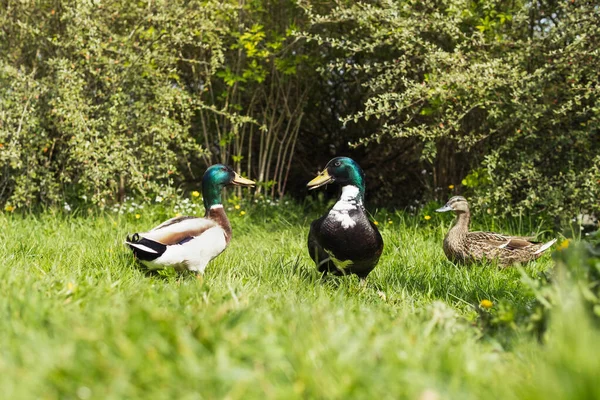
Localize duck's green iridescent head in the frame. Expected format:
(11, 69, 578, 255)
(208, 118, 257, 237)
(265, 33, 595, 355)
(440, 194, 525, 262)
(307, 157, 365, 194)
(202, 164, 255, 209)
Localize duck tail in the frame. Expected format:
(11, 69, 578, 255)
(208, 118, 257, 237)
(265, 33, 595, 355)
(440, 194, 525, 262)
(534, 238, 558, 255)
(125, 233, 167, 261)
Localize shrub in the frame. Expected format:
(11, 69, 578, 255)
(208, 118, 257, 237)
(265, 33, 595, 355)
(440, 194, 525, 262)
(300, 0, 600, 217)
(0, 0, 239, 207)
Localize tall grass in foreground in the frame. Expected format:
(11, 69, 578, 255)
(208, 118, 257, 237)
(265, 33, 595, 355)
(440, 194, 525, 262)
(0, 201, 597, 399)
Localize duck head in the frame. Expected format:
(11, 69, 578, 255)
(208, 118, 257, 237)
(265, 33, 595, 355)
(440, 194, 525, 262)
(202, 164, 255, 209)
(436, 196, 470, 214)
(307, 157, 365, 192)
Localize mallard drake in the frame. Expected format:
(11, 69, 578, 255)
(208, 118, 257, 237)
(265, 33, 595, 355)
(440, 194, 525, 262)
(436, 196, 557, 266)
(307, 157, 383, 279)
(126, 165, 254, 274)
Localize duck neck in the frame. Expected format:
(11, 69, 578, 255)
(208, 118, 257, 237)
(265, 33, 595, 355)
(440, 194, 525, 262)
(339, 184, 364, 205)
(450, 211, 470, 240)
(202, 181, 223, 211)
(206, 205, 232, 243)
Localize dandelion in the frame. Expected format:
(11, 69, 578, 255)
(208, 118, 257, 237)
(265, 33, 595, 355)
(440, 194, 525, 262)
(4, 204, 15, 212)
(479, 299, 493, 309)
(66, 282, 75, 294)
(373, 220, 379, 226)
(240, 211, 246, 216)
(191, 190, 200, 198)
(448, 184, 455, 190)
(135, 214, 141, 219)
(388, 220, 393, 225)
(557, 239, 570, 251)
(424, 215, 431, 220)
(234, 205, 241, 210)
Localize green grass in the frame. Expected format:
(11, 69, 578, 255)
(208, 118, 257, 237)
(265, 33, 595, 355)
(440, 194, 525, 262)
(0, 202, 598, 399)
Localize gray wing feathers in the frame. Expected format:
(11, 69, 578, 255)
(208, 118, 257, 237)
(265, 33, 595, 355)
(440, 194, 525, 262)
(142, 217, 217, 245)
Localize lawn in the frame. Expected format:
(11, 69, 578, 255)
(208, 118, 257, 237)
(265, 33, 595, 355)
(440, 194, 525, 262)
(0, 200, 598, 399)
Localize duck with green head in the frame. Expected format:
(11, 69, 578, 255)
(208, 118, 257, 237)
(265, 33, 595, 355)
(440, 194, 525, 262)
(307, 157, 383, 279)
(126, 164, 255, 275)
(436, 196, 557, 266)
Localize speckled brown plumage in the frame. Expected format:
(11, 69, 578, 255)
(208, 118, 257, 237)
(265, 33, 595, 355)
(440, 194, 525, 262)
(438, 196, 557, 266)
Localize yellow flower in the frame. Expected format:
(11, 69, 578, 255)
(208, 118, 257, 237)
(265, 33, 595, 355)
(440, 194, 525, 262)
(388, 220, 393, 225)
(175, 213, 182, 217)
(66, 282, 76, 295)
(557, 239, 570, 251)
(135, 214, 141, 219)
(234, 204, 241, 210)
(479, 299, 493, 309)
(448, 184, 455, 189)
(373, 220, 379, 226)
(4, 205, 15, 212)
(240, 211, 246, 216)
(424, 215, 431, 220)
(191, 191, 200, 198)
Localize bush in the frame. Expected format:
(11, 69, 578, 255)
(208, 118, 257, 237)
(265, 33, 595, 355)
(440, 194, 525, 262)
(0, 0, 242, 207)
(300, 0, 600, 217)
(1, 0, 598, 215)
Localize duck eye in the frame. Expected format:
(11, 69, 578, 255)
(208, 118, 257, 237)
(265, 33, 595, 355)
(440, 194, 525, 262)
(334, 161, 341, 167)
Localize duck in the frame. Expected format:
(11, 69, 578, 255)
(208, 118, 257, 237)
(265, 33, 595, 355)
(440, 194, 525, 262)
(126, 164, 255, 275)
(307, 157, 383, 279)
(436, 196, 557, 266)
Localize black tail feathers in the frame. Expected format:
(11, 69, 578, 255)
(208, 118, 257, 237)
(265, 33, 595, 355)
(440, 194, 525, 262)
(126, 234, 167, 261)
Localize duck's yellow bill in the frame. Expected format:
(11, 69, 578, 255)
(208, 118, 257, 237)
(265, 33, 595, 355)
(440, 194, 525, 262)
(307, 170, 333, 189)
(232, 172, 255, 187)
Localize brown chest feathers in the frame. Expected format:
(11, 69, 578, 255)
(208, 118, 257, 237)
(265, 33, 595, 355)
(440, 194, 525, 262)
(207, 206, 232, 244)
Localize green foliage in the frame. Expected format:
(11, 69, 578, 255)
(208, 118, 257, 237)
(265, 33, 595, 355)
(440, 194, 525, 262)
(548, 233, 600, 321)
(1, 0, 598, 215)
(475, 232, 600, 342)
(0, 0, 250, 207)
(209, 1, 313, 199)
(301, 0, 600, 216)
(461, 168, 490, 189)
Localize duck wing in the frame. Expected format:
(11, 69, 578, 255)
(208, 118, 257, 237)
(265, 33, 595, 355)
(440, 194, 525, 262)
(142, 216, 218, 245)
(467, 231, 537, 250)
(308, 216, 335, 273)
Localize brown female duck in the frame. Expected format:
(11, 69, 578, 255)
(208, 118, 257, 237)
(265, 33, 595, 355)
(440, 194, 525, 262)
(436, 196, 557, 266)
